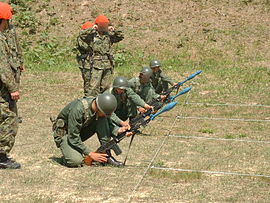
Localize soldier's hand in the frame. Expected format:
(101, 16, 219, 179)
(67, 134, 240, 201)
(160, 95, 166, 101)
(89, 152, 108, 163)
(138, 107, 146, 114)
(144, 104, 154, 111)
(172, 82, 178, 87)
(118, 126, 129, 133)
(11, 91, 20, 101)
(108, 26, 114, 32)
(19, 65, 25, 72)
(125, 131, 134, 137)
(120, 121, 131, 130)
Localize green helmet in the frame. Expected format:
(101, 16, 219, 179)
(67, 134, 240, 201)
(96, 93, 117, 116)
(150, 60, 161, 68)
(139, 66, 153, 83)
(113, 76, 129, 89)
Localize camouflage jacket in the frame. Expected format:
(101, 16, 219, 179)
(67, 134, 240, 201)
(106, 87, 146, 124)
(78, 28, 124, 69)
(56, 97, 119, 155)
(128, 77, 160, 104)
(151, 69, 174, 89)
(4, 23, 23, 69)
(0, 32, 18, 103)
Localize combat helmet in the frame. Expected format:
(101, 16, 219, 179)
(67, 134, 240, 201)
(149, 60, 161, 68)
(139, 66, 153, 83)
(96, 93, 117, 116)
(113, 76, 129, 89)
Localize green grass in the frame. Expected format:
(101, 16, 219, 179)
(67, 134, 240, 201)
(149, 169, 202, 183)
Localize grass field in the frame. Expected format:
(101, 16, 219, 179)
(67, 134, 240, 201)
(1, 0, 270, 202)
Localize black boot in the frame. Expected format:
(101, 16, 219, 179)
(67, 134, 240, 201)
(0, 153, 21, 169)
(106, 150, 124, 167)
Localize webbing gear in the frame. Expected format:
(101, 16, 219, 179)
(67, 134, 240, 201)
(80, 98, 91, 125)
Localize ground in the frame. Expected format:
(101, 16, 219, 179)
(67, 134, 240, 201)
(0, 0, 270, 202)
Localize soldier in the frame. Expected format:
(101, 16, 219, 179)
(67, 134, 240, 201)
(77, 15, 124, 96)
(149, 60, 176, 94)
(76, 21, 94, 96)
(0, 2, 21, 169)
(51, 93, 132, 168)
(129, 67, 166, 104)
(106, 76, 153, 128)
(4, 9, 24, 115)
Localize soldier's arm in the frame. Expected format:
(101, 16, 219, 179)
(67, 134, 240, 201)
(76, 34, 91, 55)
(108, 118, 120, 136)
(126, 88, 146, 107)
(0, 41, 18, 93)
(109, 29, 124, 43)
(79, 28, 96, 44)
(110, 112, 123, 126)
(67, 105, 91, 156)
(145, 85, 160, 104)
(160, 71, 174, 85)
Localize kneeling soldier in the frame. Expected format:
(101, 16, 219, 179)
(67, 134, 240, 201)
(106, 76, 153, 128)
(51, 93, 131, 167)
(150, 59, 176, 94)
(128, 67, 166, 104)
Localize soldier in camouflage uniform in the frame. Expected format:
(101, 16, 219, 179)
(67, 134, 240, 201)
(77, 15, 124, 97)
(76, 21, 94, 96)
(51, 93, 132, 167)
(4, 21, 24, 115)
(129, 67, 166, 104)
(149, 60, 176, 94)
(0, 2, 21, 169)
(105, 76, 153, 128)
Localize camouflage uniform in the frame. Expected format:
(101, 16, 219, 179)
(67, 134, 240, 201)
(78, 28, 124, 96)
(105, 87, 146, 125)
(128, 77, 160, 104)
(3, 23, 23, 115)
(0, 32, 19, 155)
(151, 70, 174, 94)
(76, 34, 92, 96)
(52, 97, 119, 167)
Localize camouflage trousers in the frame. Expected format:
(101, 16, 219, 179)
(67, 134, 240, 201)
(81, 67, 113, 97)
(0, 101, 19, 155)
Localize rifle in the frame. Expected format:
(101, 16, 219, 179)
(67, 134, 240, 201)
(84, 101, 178, 166)
(130, 86, 192, 126)
(162, 70, 202, 95)
(130, 70, 202, 126)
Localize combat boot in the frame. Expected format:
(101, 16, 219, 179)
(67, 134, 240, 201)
(106, 150, 124, 167)
(0, 153, 21, 169)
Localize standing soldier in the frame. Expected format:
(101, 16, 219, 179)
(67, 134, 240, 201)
(76, 21, 94, 96)
(129, 67, 166, 104)
(51, 93, 132, 167)
(105, 76, 153, 128)
(149, 60, 176, 94)
(78, 15, 124, 96)
(0, 2, 21, 169)
(4, 8, 25, 116)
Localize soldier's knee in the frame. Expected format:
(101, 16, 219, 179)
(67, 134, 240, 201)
(63, 156, 84, 168)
